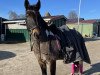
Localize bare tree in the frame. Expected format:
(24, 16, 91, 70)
(8, 11, 26, 20)
(18, 14, 26, 19)
(8, 11, 19, 20)
(68, 10, 78, 19)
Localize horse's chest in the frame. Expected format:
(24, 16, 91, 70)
(40, 42, 49, 54)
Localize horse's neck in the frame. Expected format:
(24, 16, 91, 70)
(37, 14, 48, 42)
(37, 14, 48, 30)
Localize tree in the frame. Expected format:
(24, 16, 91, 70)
(8, 11, 19, 20)
(18, 14, 26, 19)
(8, 11, 26, 20)
(68, 10, 78, 19)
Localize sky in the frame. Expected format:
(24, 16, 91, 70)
(0, 0, 100, 19)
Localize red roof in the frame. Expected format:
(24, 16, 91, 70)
(66, 19, 96, 24)
(80, 20, 96, 23)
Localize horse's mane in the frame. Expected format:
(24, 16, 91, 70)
(37, 13, 48, 30)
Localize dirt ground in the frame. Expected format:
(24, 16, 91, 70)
(0, 39, 100, 75)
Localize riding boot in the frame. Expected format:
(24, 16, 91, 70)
(71, 62, 80, 75)
(71, 63, 75, 75)
(79, 64, 83, 74)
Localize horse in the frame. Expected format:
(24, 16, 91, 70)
(24, 0, 91, 75)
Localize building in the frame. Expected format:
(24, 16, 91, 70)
(67, 19, 100, 37)
(43, 15, 67, 27)
(1, 15, 67, 42)
(3, 19, 29, 42)
(0, 17, 7, 41)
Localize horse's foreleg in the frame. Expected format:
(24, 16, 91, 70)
(50, 60, 56, 75)
(38, 60, 47, 75)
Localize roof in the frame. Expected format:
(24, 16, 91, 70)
(0, 17, 8, 21)
(3, 20, 26, 24)
(66, 19, 78, 24)
(66, 19, 97, 24)
(80, 20, 96, 24)
(2, 15, 67, 24)
(43, 15, 67, 22)
(66, 18, 84, 24)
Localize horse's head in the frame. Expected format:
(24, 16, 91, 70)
(24, 0, 41, 39)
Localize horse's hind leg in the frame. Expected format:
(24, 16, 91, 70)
(38, 59, 47, 75)
(50, 60, 56, 75)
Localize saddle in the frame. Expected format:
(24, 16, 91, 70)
(48, 24, 72, 49)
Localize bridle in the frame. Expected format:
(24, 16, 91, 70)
(26, 10, 40, 30)
(26, 9, 40, 51)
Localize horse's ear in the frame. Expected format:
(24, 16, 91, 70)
(24, 0, 30, 10)
(34, 0, 41, 11)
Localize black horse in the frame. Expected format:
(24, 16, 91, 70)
(24, 0, 91, 75)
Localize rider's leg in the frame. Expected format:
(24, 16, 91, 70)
(71, 63, 75, 75)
